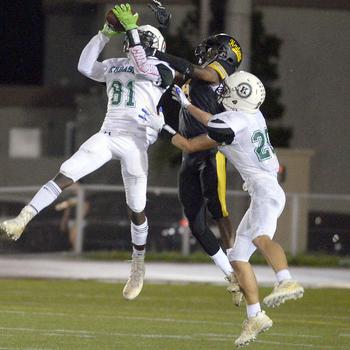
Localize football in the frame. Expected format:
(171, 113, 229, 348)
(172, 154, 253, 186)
(105, 9, 125, 32)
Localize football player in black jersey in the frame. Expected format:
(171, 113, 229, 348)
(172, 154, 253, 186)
(147, 1, 244, 304)
(148, 36, 241, 265)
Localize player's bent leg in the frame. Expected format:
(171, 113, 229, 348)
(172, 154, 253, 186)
(216, 216, 234, 249)
(201, 154, 233, 249)
(226, 272, 244, 307)
(123, 251, 145, 301)
(231, 261, 258, 307)
(253, 235, 288, 272)
(227, 225, 257, 307)
(0, 206, 36, 241)
(1, 133, 111, 242)
(53, 173, 75, 189)
(123, 209, 147, 301)
(0, 177, 71, 241)
(231, 260, 272, 347)
(253, 235, 304, 307)
(263, 279, 304, 308)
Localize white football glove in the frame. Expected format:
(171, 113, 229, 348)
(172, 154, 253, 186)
(171, 84, 191, 108)
(138, 107, 177, 135)
(138, 107, 164, 132)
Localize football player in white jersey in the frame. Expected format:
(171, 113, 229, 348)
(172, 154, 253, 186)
(0, 4, 174, 301)
(140, 71, 304, 347)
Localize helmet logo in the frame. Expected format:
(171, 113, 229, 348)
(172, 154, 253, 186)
(236, 83, 252, 98)
(229, 39, 242, 62)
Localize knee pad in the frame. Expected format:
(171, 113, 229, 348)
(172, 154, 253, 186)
(228, 235, 257, 263)
(123, 175, 147, 213)
(125, 193, 146, 213)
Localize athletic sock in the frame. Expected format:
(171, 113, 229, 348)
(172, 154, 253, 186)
(132, 247, 145, 258)
(210, 248, 234, 277)
(276, 269, 292, 283)
(247, 303, 261, 318)
(29, 180, 62, 214)
(131, 218, 148, 246)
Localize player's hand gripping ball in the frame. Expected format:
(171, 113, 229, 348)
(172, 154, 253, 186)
(105, 9, 125, 32)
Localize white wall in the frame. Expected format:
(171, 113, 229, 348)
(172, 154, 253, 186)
(259, 7, 350, 194)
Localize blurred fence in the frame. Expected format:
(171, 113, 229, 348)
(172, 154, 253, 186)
(0, 185, 349, 257)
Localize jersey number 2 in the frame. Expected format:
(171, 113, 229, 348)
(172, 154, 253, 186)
(111, 80, 135, 107)
(251, 128, 274, 162)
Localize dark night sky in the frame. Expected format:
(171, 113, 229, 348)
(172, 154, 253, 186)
(0, 0, 44, 85)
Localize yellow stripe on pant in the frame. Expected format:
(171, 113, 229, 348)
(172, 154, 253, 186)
(216, 151, 229, 217)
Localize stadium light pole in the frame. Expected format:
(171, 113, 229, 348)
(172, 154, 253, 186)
(225, 0, 252, 71)
(199, 0, 211, 40)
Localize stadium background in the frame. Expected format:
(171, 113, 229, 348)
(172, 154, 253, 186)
(0, 1, 349, 349)
(0, 0, 349, 256)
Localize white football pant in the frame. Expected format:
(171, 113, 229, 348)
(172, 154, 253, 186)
(228, 176, 286, 262)
(60, 131, 149, 213)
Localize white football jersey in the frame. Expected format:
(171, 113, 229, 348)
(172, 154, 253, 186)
(78, 32, 174, 143)
(207, 110, 280, 182)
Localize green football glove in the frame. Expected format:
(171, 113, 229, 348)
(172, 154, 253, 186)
(101, 23, 120, 38)
(112, 3, 139, 31)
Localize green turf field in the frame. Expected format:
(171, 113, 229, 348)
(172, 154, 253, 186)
(0, 279, 349, 349)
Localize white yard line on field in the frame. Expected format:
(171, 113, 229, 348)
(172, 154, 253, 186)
(256, 339, 337, 349)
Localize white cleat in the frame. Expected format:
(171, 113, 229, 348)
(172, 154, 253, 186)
(226, 273, 244, 307)
(235, 311, 273, 348)
(263, 279, 304, 308)
(123, 255, 145, 300)
(0, 206, 35, 241)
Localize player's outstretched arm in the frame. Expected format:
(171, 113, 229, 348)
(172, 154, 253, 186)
(171, 85, 212, 125)
(137, 106, 217, 153)
(77, 31, 111, 82)
(113, 3, 162, 83)
(171, 133, 217, 153)
(148, 0, 171, 30)
(147, 50, 221, 83)
(78, 9, 127, 82)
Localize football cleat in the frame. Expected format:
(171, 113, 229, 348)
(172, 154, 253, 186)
(235, 311, 272, 348)
(123, 255, 145, 300)
(263, 279, 304, 308)
(0, 206, 35, 241)
(226, 273, 244, 307)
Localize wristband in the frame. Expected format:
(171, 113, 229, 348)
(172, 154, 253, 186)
(127, 29, 141, 47)
(163, 124, 177, 135)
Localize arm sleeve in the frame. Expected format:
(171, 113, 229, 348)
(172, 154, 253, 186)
(207, 116, 235, 145)
(129, 45, 161, 83)
(77, 31, 110, 82)
(156, 63, 174, 88)
(154, 51, 194, 77)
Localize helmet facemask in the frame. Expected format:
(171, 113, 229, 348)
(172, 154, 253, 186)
(195, 43, 223, 66)
(215, 80, 231, 104)
(123, 26, 166, 53)
(194, 34, 242, 68)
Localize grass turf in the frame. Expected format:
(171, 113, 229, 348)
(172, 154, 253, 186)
(0, 279, 349, 349)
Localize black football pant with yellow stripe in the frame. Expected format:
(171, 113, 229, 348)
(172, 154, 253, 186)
(178, 151, 229, 256)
